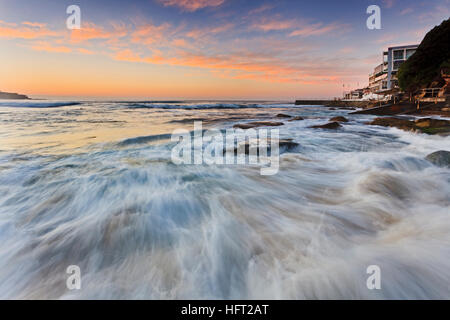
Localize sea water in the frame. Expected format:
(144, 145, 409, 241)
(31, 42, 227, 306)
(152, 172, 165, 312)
(0, 100, 449, 299)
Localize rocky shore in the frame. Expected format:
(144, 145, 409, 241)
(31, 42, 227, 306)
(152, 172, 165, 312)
(368, 117, 450, 135)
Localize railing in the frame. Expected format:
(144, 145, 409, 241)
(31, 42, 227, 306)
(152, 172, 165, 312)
(415, 87, 446, 107)
(419, 88, 441, 98)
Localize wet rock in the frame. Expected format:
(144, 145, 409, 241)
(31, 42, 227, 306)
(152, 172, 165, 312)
(330, 116, 349, 122)
(368, 117, 417, 131)
(310, 122, 342, 130)
(276, 113, 292, 118)
(288, 116, 305, 121)
(414, 118, 450, 128)
(233, 121, 284, 129)
(425, 150, 450, 167)
(224, 139, 299, 155)
(278, 139, 300, 150)
(368, 117, 450, 134)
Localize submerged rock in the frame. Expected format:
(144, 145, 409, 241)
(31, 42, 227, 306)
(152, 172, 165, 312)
(224, 139, 299, 155)
(310, 122, 342, 130)
(425, 150, 450, 167)
(276, 113, 292, 118)
(288, 116, 305, 121)
(368, 117, 450, 135)
(330, 116, 349, 122)
(233, 121, 284, 129)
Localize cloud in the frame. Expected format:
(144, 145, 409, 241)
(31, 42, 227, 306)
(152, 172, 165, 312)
(130, 22, 171, 45)
(157, 0, 225, 12)
(382, 0, 395, 8)
(250, 16, 348, 37)
(0, 20, 58, 39)
(185, 22, 233, 39)
(400, 8, 413, 15)
(1, 16, 361, 86)
(251, 18, 297, 32)
(418, 5, 450, 23)
(289, 22, 346, 37)
(70, 22, 127, 43)
(31, 41, 72, 53)
(248, 4, 275, 15)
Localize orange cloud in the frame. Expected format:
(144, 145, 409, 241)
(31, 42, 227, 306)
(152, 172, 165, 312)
(70, 22, 125, 43)
(31, 41, 72, 53)
(1, 15, 360, 91)
(130, 23, 170, 45)
(289, 22, 345, 37)
(158, 0, 225, 12)
(0, 20, 58, 39)
(185, 23, 233, 39)
(251, 19, 297, 32)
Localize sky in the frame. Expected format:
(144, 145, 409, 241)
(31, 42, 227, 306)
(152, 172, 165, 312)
(0, 0, 449, 100)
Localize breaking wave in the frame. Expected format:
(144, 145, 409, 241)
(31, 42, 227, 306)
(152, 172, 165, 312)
(0, 101, 81, 108)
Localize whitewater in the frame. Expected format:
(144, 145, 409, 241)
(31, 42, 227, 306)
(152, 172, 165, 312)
(0, 100, 449, 299)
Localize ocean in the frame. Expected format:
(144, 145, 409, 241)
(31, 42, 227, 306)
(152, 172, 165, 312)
(0, 100, 449, 299)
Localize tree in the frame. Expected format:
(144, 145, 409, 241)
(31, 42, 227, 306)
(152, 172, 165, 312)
(398, 18, 450, 93)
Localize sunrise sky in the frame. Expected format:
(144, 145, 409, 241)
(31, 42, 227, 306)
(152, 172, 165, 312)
(0, 0, 449, 99)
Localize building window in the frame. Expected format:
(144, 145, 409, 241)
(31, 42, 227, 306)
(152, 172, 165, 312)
(393, 50, 404, 60)
(382, 81, 387, 89)
(393, 60, 404, 71)
(406, 49, 416, 59)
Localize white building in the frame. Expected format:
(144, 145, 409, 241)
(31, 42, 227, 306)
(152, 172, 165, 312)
(369, 44, 419, 93)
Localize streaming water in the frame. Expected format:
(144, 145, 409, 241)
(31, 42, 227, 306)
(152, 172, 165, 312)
(0, 100, 449, 299)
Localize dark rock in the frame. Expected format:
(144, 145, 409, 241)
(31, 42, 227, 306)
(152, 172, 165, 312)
(368, 117, 450, 134)
(276, 113, 292, 118)
(278, 139, 300, 150)
(288, 116, 305, 121)
(233, 121, 284, 129)
(0, 91, 29, 100)
(414, 118, 450, 128)
(224, 139, 299, 155)
(425, 150, 450, 167)
(330, 116, 349, 122)
(310, 122, 342, 130)
(368, 117, 417, 131)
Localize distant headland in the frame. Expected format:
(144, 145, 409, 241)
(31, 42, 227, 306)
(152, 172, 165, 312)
(0, 90, 30, 100)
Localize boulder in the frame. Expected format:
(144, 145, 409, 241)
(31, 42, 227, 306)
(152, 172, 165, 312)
(224, 139, 299, 155)
(368, 117, 417, 131)
(414, 118, 450, 128)
(425, 150, 450, 167)
(330, 116, 349, 122)
(233, 121, 284, 129)
(288, 116, 305, 121)
(368, 117, 450, 135)
(310, 122, 342, 130)
(276, 113, 292, 118)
